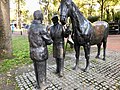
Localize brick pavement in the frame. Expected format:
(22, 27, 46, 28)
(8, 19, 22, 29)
(15, 50, 120, 90)
(107, 35, 120, 52)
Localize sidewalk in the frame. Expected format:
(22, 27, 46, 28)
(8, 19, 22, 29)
(15, 50, 120, 90)
(12, 34, 120, 90)
(107, 35, 120, 52)
(12, 29, 28, 36)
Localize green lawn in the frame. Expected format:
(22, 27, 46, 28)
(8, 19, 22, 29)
(0, 36, 73, 73)
(0, 36, 31, 73)
(0, 36, 52, 73)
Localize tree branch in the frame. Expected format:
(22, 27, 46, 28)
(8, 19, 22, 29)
(1, 0, 8, 4)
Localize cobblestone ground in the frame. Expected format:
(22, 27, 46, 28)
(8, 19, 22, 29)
(15, 48, 120, 90)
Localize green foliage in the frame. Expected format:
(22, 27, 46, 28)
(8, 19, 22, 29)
(0, 36, 52, 73)
(21, 10, 30, 23)
(88, 16, 100, 23)
(114, 11, 120, 21)
(15, 0, 26, 5)
(53, 0, 60, 6)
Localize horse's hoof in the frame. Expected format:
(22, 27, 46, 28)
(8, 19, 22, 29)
(73, 66, 77, 70)
(95, 56, 100, 59)
(72, 67, 76, 70)
(54, 71, 58, 74)
(81, 68, 87, 72)
(58, 73, 64, 78)
(35, 84, 40, 89)
(102, 58, 105, 61)
(40, 83, 49, 90)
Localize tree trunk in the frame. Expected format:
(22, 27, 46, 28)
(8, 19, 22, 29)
(18, 0, 21, 29)
(0, 0, 12, 59)
(101, 0, 104, 20)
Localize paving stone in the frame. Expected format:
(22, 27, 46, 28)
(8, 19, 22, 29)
(15, 51, 120, 90)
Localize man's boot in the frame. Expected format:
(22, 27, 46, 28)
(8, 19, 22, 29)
(39, 81, 49, 90)
(33, 62, 40, 89)
(58, 59, 64, 77)
(55, 58, 59, 74)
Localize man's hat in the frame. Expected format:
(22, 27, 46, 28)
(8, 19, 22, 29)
(52, 14, 58, 20)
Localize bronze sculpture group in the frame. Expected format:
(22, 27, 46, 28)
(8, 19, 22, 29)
(28, 0, 109, 89)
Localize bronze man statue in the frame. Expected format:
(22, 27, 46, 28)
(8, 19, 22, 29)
(28, 10, 53, 89)
(50, 14, 69, 77)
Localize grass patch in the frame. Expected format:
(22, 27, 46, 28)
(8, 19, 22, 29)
(0, 36, 74, 73)
(65, 43, 74, 52)
(0, 36, 53, 73)
(0, 36, 31, 73)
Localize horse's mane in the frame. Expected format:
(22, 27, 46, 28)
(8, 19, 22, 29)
(71, 2, 86, 21)
(70, 2, 92, 35)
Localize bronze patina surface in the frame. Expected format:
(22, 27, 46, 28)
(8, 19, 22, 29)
(60, 0, 109, 71)
(28, 10, 53, 89)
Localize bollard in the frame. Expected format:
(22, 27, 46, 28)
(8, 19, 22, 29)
(20, 31, 22, 35)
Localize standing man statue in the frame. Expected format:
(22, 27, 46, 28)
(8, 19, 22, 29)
(28, 10, 53, 90)
(50, 14, 70, 77)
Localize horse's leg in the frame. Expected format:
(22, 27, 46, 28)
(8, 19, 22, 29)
(103, 40, 107, 60)
(83, 43, 90, 71)
(73, 44, 80, 70)
(95, 43, 102, 59)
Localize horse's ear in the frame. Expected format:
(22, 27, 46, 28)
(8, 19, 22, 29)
(66, 0, 72, 4)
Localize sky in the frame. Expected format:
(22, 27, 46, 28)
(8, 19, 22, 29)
(10, 0, 40, 14)
(25, 0, 40, 13)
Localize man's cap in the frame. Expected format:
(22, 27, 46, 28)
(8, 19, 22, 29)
(52, 14, 58, 20)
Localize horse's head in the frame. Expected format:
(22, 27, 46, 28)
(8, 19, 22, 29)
(60, 0, 72, 25)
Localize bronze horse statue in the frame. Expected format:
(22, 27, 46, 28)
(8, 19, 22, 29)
(59, 0, 109, 71)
